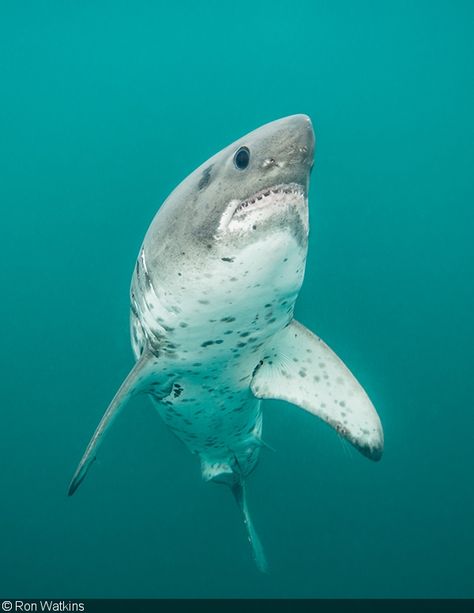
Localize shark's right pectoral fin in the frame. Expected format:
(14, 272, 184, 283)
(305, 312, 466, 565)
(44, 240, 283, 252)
(68, 350, 153, 496)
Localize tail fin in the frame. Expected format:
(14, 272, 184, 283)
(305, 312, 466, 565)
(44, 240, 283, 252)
(231, 481, 268, 573)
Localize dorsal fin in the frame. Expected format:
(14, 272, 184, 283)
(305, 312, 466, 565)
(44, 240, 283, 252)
(68, 349, 154, 496)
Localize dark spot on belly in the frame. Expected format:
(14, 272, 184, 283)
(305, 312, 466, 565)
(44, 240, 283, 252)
(215, 339, 224, 344)
(240, 332, 250, 337)
(221, 257, 234, 262)
(221, 316, 236, 323)
(252, 360, 264, 377)
(201, 340, 214, 347)
(224, 330, 234, 335)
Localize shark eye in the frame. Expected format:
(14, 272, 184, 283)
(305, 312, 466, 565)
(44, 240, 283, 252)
(234, 146, 250, 170)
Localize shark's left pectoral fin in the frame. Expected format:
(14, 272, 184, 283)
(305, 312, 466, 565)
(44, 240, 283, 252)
(251, 320, 383, 460)
(68, 349, 154, 496)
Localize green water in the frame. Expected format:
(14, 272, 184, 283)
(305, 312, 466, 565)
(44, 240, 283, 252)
(1, 0, 473, 599)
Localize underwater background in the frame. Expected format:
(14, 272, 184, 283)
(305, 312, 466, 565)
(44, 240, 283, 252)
(1, 0, 473, 599)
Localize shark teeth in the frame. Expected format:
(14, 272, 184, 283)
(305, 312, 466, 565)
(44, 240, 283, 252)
(233, 183, 305, 216)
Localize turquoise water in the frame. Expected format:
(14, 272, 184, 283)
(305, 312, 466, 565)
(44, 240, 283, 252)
(1, 0, 473, 599)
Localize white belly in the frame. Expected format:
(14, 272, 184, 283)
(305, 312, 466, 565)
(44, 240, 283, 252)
(129, 230, 306, 475)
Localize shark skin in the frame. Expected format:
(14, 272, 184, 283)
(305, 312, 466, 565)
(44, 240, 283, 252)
(68, 115, 383, 572)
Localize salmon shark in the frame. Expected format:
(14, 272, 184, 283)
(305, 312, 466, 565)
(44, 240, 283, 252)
(68, 114, 383, 572)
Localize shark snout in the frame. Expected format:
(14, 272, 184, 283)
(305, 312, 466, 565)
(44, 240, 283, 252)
(280, 114, 315, 165)
(258, 114, 315, 188)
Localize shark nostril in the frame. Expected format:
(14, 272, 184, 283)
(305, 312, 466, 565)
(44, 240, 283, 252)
(263, 158, 278, 169)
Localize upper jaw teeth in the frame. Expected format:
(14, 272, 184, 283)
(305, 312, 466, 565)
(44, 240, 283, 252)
(234, 183, 304, 215)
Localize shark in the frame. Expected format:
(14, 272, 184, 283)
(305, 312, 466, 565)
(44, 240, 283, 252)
(68, 114, 383, 572)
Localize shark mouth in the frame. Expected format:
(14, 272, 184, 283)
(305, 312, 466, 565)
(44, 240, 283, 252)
(232, 183, 305, 217)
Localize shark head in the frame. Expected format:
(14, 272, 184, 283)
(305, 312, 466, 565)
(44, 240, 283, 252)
(143, 115, 315, 305)
(192, 113, 314, 243)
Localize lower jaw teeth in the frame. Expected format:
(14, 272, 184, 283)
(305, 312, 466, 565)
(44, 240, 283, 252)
(235, 186, 303, 214)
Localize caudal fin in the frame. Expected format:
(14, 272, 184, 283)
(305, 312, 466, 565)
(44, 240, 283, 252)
(232, 481, 268, 573)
